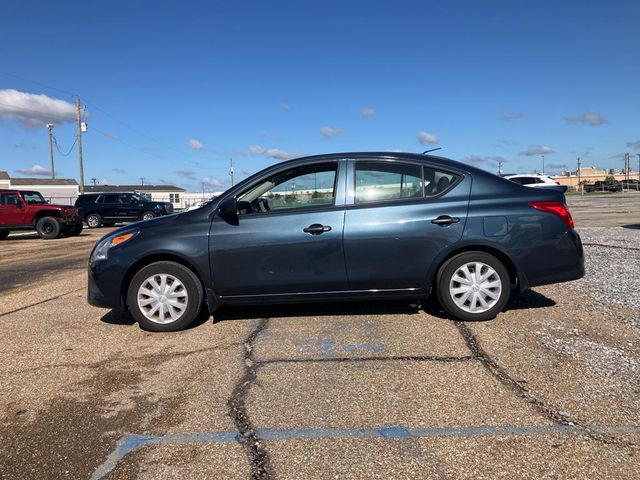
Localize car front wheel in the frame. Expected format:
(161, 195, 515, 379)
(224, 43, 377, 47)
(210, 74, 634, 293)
(127, 261, 204, 332)
(437, 252, 510, 322)
(141, 211, 156, 221)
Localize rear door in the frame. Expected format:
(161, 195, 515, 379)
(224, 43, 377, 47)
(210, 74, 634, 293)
(343, 159, 471, 290)
(0, 192, 27, 225)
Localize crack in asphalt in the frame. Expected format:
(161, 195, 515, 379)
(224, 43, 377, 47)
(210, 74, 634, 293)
(0, 287, 85, 318)
(582, 242, 640, 252)
(256, 355, 474, 365)
(454, 321, 636, 447)
(227, 318, 273, 480)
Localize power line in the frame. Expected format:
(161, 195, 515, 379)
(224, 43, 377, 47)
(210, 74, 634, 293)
(52, 134, 78, 156)
(0, 70, 76, 98)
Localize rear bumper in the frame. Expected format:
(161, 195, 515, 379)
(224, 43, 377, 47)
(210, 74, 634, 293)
(526, 229, 585, 288)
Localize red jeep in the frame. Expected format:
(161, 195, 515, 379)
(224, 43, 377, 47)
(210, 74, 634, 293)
(0, 190, 83, 240)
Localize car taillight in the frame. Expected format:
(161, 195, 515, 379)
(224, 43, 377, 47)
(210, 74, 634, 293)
(528, 201, 574, 230)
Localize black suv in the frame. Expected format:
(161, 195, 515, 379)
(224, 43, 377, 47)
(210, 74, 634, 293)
(75, 192, 174, 228)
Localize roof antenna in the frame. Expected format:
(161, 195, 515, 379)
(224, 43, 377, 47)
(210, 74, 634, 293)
(422, 147, 442, 154)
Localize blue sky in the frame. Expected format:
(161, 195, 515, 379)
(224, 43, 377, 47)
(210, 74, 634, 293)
(1, 0, 639, 192)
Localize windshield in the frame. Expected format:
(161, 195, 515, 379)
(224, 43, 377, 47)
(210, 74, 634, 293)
(22, 191, 47, 204)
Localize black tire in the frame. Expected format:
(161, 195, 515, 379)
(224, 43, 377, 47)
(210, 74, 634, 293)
(127, 261, 204, 332)
(436, 251, 510, 322)
(36, 216, 62, 240)
(68, 224, 83, 236)
(86, 213, 102, 228)
(141, 211, 156, 221)
(0, 231, 9, 240)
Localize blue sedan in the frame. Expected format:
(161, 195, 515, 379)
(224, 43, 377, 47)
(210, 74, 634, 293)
(88, 152, 584, 331)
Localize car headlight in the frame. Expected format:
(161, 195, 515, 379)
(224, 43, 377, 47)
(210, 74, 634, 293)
(90, 230, 138, 263)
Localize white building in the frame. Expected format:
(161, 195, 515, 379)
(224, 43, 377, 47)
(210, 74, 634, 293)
(0, 171, 79, 205)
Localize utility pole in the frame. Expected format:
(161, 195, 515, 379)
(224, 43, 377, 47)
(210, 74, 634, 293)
(230, 158, 234, 186)
(46, 123, 55, 179)
(541, 155, 545, 175)
(497, 159, 504, 175)
(76, 97, 85, 194)
(577, 157, 581, 194)
(140, 177, 145, 186)
(91, 177, 98, 186)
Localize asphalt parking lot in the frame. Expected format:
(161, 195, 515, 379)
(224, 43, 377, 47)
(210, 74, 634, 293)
(1, 193, 639, 479)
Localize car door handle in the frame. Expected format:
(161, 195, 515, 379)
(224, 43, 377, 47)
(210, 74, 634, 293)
(431, 215, 460, 226)
(303, 223, 332, 235)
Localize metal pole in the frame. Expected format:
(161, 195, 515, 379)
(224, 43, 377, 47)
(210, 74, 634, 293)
(76, 97, 85, 194)
(47, 123, 55, 179)
(577, 157, 581, 193)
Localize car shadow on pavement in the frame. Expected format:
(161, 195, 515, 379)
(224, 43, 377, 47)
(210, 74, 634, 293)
(100, 305, 212, 330)
(504, 289, 556, 311)
(213, 300, 421, 322)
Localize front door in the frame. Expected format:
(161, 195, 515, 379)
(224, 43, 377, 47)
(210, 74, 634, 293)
(343, 159, 471, 290)
(210, 161, 348, 297)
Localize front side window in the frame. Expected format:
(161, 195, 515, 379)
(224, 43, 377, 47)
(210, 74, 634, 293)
(355, 161, 423, 203)
(22, 191, 46, 204)
(238, 163, 337, 214)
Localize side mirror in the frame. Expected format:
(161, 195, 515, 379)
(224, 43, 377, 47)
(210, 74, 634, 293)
(218, 197, 238, 217)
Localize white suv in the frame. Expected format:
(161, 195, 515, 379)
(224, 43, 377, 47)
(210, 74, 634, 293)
(503, 174, 561, 188)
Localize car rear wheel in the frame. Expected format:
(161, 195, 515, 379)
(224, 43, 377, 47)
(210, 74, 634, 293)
(0, 231, 9, 240)
(127, 261, 204, 332)
(36, 216, 62, 240)
(141, 211, 156, 221)
(86, 213, 102, 228)
(437, 252, 510, 321)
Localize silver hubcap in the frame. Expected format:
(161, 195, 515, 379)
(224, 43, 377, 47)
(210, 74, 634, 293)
(87, 216, 99, 227)
(449, 262, 502, 313)
(137, 274, 188, 324)
(143, 213, 154, 220)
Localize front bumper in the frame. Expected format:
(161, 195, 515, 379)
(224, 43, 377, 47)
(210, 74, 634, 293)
(87, 260, 125, 309)
(62, 214, 83, 227)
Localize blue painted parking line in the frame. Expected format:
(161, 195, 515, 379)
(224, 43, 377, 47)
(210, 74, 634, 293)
(91, 424, 638, 480)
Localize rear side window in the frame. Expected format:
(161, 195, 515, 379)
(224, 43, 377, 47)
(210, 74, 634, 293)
(103, 194, 120, 203)
(354, 161, 460, 204)
(355, 161, 423, 203)
(0, 193, 20, 205)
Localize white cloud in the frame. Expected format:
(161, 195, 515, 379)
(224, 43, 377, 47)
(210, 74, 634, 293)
(249, 145, 302, 160)
(176, 170, 197, 180)
(417, 131, 439, 145)
(187, 138, 204, 150)
(565, 112, 608, 126)
(626, 140, 640, 150)
(281, 102, 292, 110)
(501, 111, 524, 121)
(519, 145, 555, 156)
(0, 89, 76, 127)
(15, 164, 51, 176)
(320, 126, 344, 138)
(202, 176, 224, 188)
(359, 107, 376, 118)
(112, 168, 126, 174)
